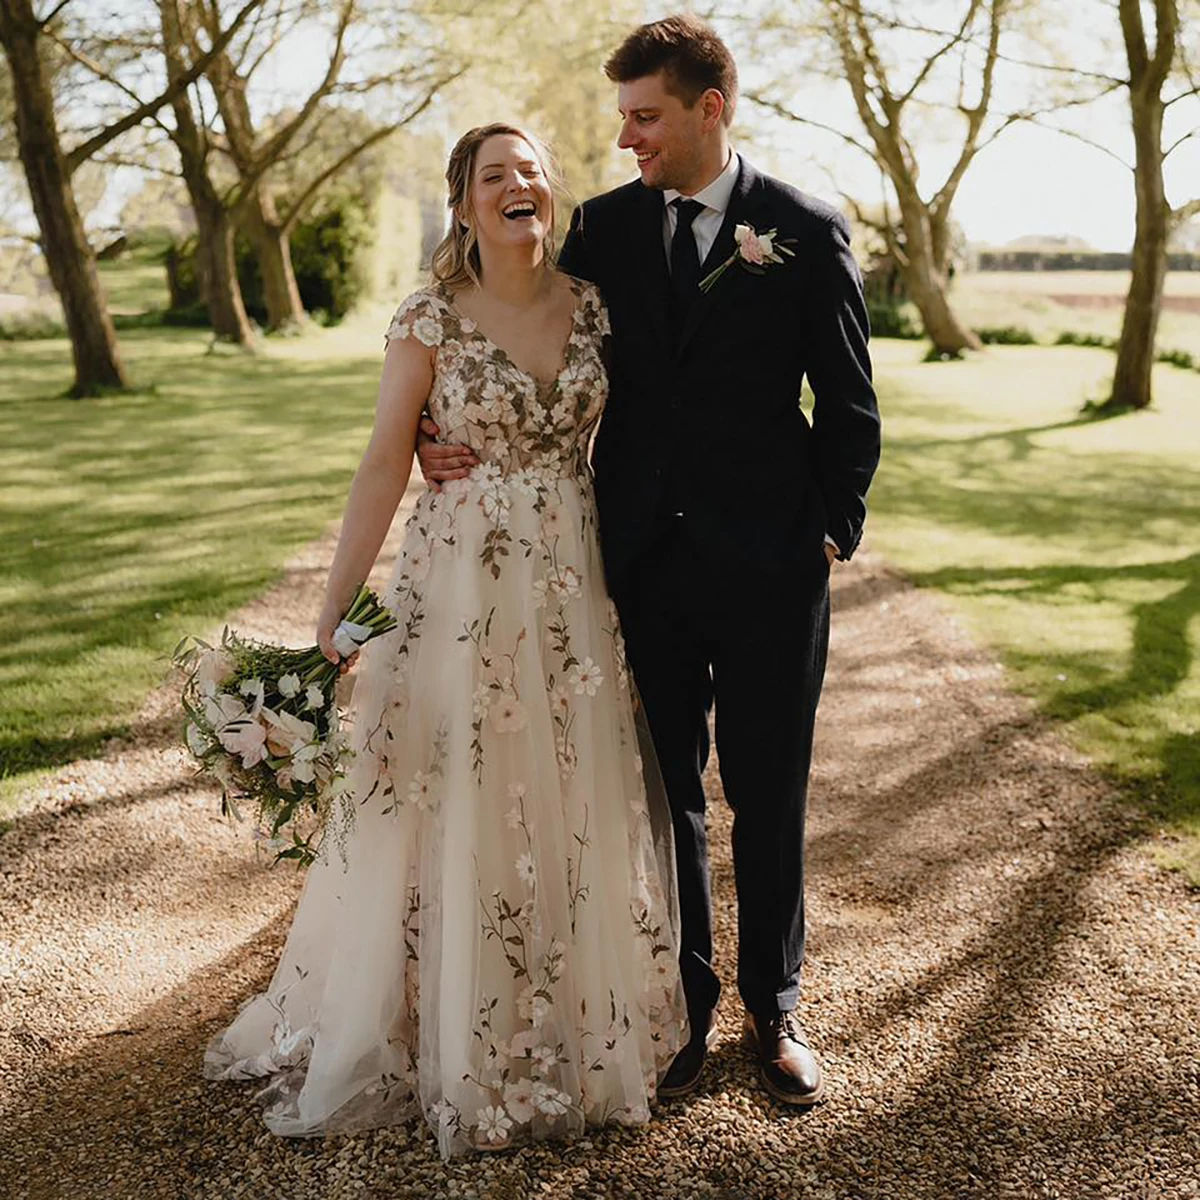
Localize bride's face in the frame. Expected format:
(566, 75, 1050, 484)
(463, 134, 553, 257)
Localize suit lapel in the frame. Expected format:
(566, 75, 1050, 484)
(677, 158, 766, 357)
(633, 182, 672, 349)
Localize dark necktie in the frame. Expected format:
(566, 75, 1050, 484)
(669, 198, 704, 330)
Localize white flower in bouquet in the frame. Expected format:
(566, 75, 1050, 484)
(289, 742, 320, 784)
(203, 691, 246, 730)
(277, 673, 301, 699)
(261, 708, 316, 757)
(173, 584, 397, 868)
(239, 678, 265, 712)
(196, 648, 234, 690)
(218, 717, 268, 769)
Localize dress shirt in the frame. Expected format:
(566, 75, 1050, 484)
(662, 150, 741, 268)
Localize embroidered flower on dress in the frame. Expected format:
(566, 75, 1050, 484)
(517, 985, 551, 1026)
(568, 658, 604, 696)
(531, 1080, 570, 1117)
(491, 692, 529, 734)
(515, 852, 537, 886)
(503, 1078, 536, 1123)
(550, 567, 582, 601)
(411, 315, 442, 346)
(531, 1043, 557, 1076)
(474, 1104, 513, 1143)
(409, 769, 436, 810)
(404, 541, 431, 582)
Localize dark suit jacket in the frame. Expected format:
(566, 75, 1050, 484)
(557, 157, 881, 591)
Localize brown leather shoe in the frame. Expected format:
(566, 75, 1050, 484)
(744, 1010, 826, 1106)
(658, 1010, 719, 1098)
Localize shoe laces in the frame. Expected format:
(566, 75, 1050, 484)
(773, 1011, 806, 1045)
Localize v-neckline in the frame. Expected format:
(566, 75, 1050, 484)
(439, 282, 581, 393)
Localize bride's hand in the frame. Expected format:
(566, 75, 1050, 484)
(316, 601, 360, 675)
(417, 415, 477, 491)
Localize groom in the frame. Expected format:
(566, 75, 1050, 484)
(421, 15, 880, 1106)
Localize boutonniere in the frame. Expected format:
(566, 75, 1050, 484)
(699, 224, 795, 293)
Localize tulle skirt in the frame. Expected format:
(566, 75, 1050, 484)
(204, 474, 688, 1159)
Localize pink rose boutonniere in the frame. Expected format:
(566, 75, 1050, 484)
(699, 223, 795, 293)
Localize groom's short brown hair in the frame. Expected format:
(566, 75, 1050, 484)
(604, 14, 738, 126)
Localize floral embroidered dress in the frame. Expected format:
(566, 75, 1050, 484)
(204, 279, 688, 1159)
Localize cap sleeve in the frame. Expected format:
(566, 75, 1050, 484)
(384, 290, 446, 350)
(583, 281, 610, 339)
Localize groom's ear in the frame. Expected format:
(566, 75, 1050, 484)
(699, 88, 726, 132)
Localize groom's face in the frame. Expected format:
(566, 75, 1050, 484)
(616, 72, 709, 193)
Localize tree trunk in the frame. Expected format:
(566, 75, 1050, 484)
(193, 188, 253, 342)
(159, 0, 253, 346)
(899, 199, 980, 356)
(1110, 92, 1168, 410)
(244, 186, 306, 330)
(0, 0, 127, 396)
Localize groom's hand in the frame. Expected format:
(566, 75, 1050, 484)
(416, 416, 478, 492)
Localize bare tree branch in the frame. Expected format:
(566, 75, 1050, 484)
(35, 0, 72, 27)
(1172, 196, 1200, 228)
(897, 0, 981, 108)
(1164, 128, 1197, 159)
(278, 69, 462, 233)
(1025, 114, 1135, 170)
(1163, 83, 1200, 108)
(743, 91, 880, 164)
(45, 30, 175, 142)
(63, 0, 265, 174)
(1148, 0, 1178, 84)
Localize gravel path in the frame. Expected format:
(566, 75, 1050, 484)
(3, 491, 1198, 1200)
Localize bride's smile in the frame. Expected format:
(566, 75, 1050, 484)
(464, 135, 554, 252)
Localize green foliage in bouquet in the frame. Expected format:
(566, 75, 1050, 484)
(173, 585, 396, 866)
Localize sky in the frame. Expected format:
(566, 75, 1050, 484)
(236, 4, 1199, 253)
(5, 3, 1198, 254)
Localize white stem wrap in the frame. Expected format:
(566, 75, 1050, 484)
(331, 619, 375, 658)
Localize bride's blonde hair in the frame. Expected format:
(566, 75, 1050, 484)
(431, 123, 565, 291)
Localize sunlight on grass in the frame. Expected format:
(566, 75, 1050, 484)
(952, 270, 1200, 359)
(869, 340, 1200, 880)
(0, 322, 385, 813)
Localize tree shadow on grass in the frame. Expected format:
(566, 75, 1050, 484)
(908, 551, 1200, 828)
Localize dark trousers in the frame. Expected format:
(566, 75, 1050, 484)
(614, 519, 830, 1021)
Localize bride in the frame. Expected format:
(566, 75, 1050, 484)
(203, 124, 688, 1159)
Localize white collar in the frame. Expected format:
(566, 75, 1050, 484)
(663, 150, 740, 216)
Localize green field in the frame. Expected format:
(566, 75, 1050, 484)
(953, 269, 1200, 359)
(0, 317, 390, 814)
(868, 338, 1200, 878)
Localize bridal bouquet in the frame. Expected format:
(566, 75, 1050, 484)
(173, 584, 396, 866)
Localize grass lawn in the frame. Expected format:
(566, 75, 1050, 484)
(867, 339, 1200, 880)
(952, 269, 1200, 359)
(0, 315, 392, 816)
(5, 259, 1199, 887)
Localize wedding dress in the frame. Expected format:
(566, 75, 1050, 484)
(204, 279, 688, 1159)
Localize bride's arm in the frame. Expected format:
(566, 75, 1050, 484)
(316, 334, 435, 664)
